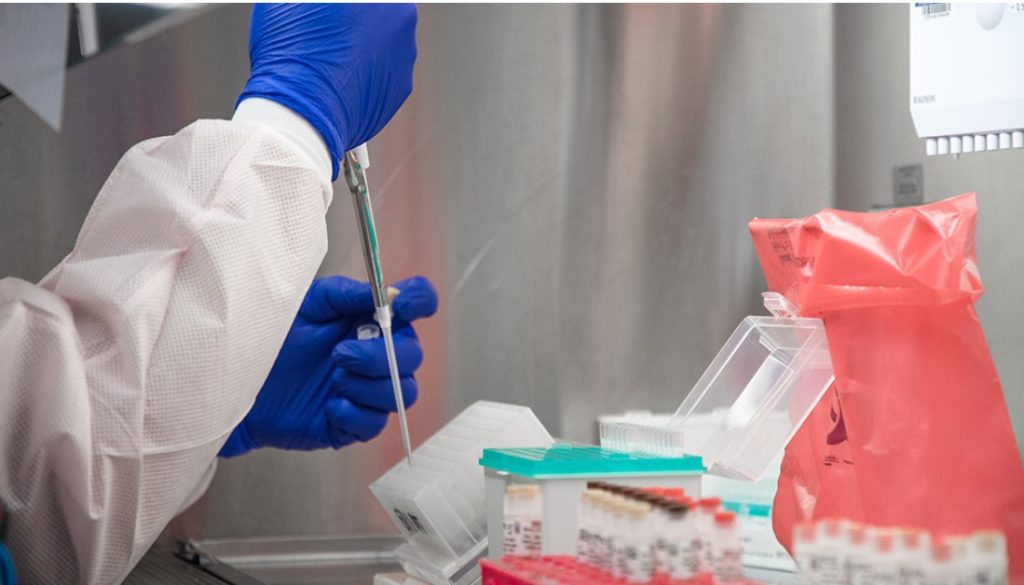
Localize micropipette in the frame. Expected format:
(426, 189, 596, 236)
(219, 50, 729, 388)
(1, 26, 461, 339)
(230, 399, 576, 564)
(342, 144, 413, 466)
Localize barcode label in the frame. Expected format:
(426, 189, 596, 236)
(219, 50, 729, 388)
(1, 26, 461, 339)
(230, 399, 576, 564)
(922, 3, 951, 17)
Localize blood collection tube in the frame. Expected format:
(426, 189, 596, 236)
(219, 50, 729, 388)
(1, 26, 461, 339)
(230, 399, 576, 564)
(648, 498, 670, 577)
(793, 522, 817, 584)
(697, 497, 722, 576)
(896, 527, 929, 585)
(969, 530, 1008, 585)
(502, 485, 542, 559)
(623, 501, 653, 583)
(712, 511, 743, 584)
(946, 536, 972, 585)
(816, 518, 848, 585)
(846, 523, 874, 585)
(872, 529, 901, 585)
(520, 485, 542, 558)
(576, 483, 722, 585)
(502, 485, 521, 557)
(603, 495, 622, 576)
(610, 497, 630, 580)
(577, 490, 595, 565)
(929, 538, 957, 585)
(593, 492, 615, 573)
(665, 502, 695, 582)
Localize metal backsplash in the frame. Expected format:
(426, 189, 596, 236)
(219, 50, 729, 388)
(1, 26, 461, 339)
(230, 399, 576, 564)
(192, 4, 834, 540)
(0, 2, 834, 541)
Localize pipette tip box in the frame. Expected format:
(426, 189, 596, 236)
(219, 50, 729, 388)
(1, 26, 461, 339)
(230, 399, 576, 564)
(370, 401, 554, 585)
(599, 292, 834, 482)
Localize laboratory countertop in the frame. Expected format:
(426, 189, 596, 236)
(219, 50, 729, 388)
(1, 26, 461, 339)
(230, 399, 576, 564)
(124, 546, 228, 585)
(125, 536, 405, 585)
(125, 537, 799, 585)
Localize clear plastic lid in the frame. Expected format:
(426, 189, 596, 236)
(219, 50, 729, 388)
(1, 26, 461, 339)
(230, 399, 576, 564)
(370, 401, 553, 569)
(600, 293, 834, 482)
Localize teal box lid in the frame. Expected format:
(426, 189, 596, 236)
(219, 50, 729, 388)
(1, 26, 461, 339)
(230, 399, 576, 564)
(723, 500, 772, 518)
(479, 444, 704, 478)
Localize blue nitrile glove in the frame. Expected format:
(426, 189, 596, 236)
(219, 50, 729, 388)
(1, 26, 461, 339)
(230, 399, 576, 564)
(238, 3, 418, 180)
(219, 275, 438, 457)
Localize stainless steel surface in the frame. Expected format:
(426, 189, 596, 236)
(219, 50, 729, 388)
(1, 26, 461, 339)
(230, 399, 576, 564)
(127, 539, 794, 585)
(179, 537, 796, 585)
(176, 541, 269, 585)
(126, 537, 406, 585)
(834, 4, 1024, 454)
(125, 547, 233, 585)
(192, 536, 404, 585)
(0, 4, 212, 100)
(0, 2, 1019, 550)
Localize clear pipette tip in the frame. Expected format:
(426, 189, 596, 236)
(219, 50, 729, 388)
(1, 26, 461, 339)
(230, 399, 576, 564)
(383, 325, 414, 466)
(376, 305, 413, 467)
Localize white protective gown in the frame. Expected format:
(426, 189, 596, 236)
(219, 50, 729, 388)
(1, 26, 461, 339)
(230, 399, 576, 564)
(0, 99, 334, 584)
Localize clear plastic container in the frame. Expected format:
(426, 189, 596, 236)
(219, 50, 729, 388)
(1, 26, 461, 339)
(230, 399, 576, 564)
(600, 292, 835, 482)
(370, 401, 553, 585)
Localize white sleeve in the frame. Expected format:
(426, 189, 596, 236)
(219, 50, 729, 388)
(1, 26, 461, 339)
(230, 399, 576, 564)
(0, 110, 333, 584)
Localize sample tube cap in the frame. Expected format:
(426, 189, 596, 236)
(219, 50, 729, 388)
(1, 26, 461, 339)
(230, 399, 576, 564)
(698, 497, 722, 510)
(714, 511, 736, 525)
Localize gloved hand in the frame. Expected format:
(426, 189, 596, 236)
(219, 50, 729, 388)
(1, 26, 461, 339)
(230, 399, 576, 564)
(219, 275, 438, 457)
(238, 3, 418, 180)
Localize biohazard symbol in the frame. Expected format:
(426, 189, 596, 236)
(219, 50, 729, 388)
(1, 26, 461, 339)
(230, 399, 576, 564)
(826, 389, 848, 446)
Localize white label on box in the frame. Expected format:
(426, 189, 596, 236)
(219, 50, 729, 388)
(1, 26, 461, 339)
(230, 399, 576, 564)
(919, 3, 951, 18)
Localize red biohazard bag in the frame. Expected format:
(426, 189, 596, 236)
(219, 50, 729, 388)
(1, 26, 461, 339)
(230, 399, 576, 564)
(749, 193, 1024, 580)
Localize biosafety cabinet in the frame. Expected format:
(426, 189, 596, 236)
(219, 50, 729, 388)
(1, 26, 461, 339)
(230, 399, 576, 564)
(909, 3, 1024, 156)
